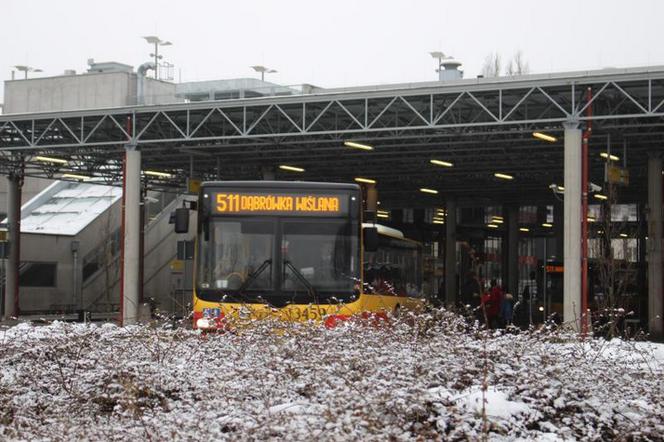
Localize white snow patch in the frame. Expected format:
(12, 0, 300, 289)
(457, 386, 532, 419)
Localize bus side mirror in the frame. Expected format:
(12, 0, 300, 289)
(363, 226, 379, 252)
(174, 208, 189, 234)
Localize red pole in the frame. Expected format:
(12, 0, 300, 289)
(119, 155, 126, 326)
(139, 186, 145, 305)
(581, 87, 592, 335)
(13, 164, 24, 317)
(119, 116, 132, 326)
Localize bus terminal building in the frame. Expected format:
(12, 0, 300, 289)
(0, 63, 663, 338)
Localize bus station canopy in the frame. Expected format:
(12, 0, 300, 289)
(2, 66, 664, 208)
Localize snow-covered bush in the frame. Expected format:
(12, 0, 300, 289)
(0, 311, 662, 440)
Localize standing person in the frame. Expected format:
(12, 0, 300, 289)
(480, 286, 493, 327)
(460, 272, 483, 322)
(460, 271, 482, 308)
(481, 279, 503, 328)
(501, 293, 514, 327)
(513, 287, 530, 330)
(489, 279, 504, 328)
(437, 278, 445, 304)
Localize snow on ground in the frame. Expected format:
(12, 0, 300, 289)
(0, 311, 663, 441)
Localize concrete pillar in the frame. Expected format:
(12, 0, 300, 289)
(445, 198, 457, 305)
(261, 166, 276, 180)
(506, 205, 519, 296)
(122, 146, 141, 325)
(563, 122, 582, 327)
(3, 174, 21, 320)
(647, 153, 663, 339)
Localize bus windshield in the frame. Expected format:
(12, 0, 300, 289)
(281, 220, 357, 297)
(196, 217, 359, 305)
(198, 219, 274, 294)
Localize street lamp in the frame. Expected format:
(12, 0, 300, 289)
(251, 65, 277, 82)
(143, 36, 172, 79)
(14, 65, 42, 79)
(429, 51, 446, 74)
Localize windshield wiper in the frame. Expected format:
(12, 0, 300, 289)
(238, 259, 272, 292)
(283, 260, 319, 301)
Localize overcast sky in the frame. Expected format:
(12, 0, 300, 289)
(1, 0, 663, 102)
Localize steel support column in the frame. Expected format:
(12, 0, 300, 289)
(3, 174, 21, 320)
(506, 205, 519, 297)
(647, 153, 663, 339)
(122, 145, 141, 325)
(563, 122, 582, 328)
(261, 166, 276, 181)
(445, 198, 457, 305)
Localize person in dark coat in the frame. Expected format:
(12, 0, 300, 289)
(513, 288, 530, 330)
(460, 271, 482, 309)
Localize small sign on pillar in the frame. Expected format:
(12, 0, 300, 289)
(187, 178, 201, 194)
(606, 165, 629, 186)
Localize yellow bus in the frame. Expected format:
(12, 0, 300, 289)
(173, 181, 425, 329)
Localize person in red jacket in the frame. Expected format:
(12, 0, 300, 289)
(481, 279, 504, 328)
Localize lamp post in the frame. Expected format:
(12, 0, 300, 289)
(251, 65, 277, 82)
(429, 52, 445, 76)
(13, 65, 42, 79)
(142, 36, 172, 79)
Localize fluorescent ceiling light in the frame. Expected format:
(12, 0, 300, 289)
(492, 218, 504, 224)
(542, 223, 553, 228)
(144, 170, 173, 178)
(354, 177, 376, 184)
(279, 165, 305, 173)
(344, 141, 373, 151)
(419, 188, 438, 194)
(377, 210, 389, 215)
(600, 152, 619, 161)
(593, 194, 608, 200)
(494, 173, 514, 180)
(619, 233, 628, 238)
(35, 155, 68, 165)
(377, 213, 389, 219)
(519, 227, 530, 232)
(487, 224, 499, 228)
(533, 132, 557, 143)
(430, 159, 453, 167)
(433, 220, 445, 225)
(61, 173, 90, 181)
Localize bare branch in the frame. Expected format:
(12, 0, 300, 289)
(506, 50, 530, 76)
(481, 52, 502, 78)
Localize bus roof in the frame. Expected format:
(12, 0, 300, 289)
(362, 223, 405, 239)
(201, 180, 359, 192)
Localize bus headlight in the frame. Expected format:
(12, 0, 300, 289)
(196, 318, 211, 329)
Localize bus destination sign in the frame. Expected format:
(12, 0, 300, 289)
(212, 192, 348, 216)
